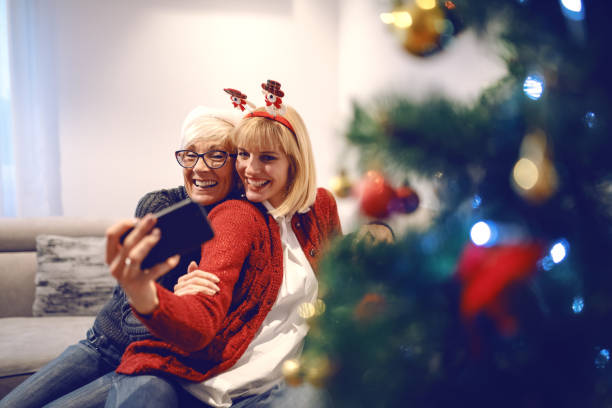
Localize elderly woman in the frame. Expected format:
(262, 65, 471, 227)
(0, 107, 240, 408)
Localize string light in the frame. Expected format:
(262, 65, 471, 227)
(595, 349, 610, 369)
(571, 296, 584, 314)
(470, 221, 494, 246)
(550, 239, 569, 263)
(560, 0, 585, 21)
(523, 75, 545, 100)
(584, 111, 597, 129)
(472, 195, 482, 209)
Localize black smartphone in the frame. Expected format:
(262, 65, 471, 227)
(120, 199, 214, 269)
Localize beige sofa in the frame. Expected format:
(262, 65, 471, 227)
(0, 217, 117, 399)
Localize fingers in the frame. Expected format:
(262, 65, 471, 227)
(174, 276, 220, 294)
(187, 261, 198, 274)
(177, 270, 220, 284)
(108, 215, 162, 285)
(107, 214, 156, 270)
(174, 270, 221, 296)
(105, 218, 138, 264)
(122, 214, 157, 251)
(125, 227, 162, 270)
(175, 286, 216, 297)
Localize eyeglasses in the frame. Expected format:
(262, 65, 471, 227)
(175, 150, 231, 169)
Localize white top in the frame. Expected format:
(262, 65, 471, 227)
(182, 201, 318, 407)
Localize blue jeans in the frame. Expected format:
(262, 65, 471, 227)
(0, 328, 122, 408)
(104, 375, 332, 408)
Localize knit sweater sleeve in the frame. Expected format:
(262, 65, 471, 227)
(317, 187, 343, 238)
(120, 188, 186, 341)
(324, 188, 343, 237)
(133, 200, 265, 352)
(134, 189, 178, 218)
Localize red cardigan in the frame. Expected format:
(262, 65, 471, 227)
(116, 188, 342, 382)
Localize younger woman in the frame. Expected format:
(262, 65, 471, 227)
(105, 84, 341, 407)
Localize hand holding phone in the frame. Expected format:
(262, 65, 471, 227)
(120, 199, 214, 269)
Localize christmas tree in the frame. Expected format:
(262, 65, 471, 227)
(297, 1, 612, 406)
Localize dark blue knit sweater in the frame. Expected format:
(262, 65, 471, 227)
(91, 186, 206, 362)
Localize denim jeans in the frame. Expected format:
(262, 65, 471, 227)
(104, 374, 277, 408)
(1, 326, 332, 408)
(104, 376, 332, 408)
(256, 382, 334, 408)
(0, 328, 122, 408)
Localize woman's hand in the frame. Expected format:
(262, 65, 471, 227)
(106, 214, 180, 315)
(174, 261, 220, 297)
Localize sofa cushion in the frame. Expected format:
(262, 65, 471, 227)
(0, 252, 37, 318)
(0, 316, 95, 378)
(33, 235, 115, 316)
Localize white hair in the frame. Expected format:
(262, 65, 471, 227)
(179, 107, 241, 150)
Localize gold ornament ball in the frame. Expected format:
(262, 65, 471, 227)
(381, 1, 460, 57)
(281, 359, 303, 387)
(305, 355, 333, 388)
(330, 170, 353, 198)
(511, 129, 559, 204)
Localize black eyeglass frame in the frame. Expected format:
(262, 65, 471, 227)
(175, 149, 232, 169)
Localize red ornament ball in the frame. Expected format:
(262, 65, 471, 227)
(389, 185, 420, 214)
(359, 171, 397, 219)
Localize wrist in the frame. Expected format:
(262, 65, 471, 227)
(126, 281, 160, 315)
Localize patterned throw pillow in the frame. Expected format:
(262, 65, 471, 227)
(33, 235, 115, 316)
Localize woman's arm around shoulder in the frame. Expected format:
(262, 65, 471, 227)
(134, 199, 268, 351)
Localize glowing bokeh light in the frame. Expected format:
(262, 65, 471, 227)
(297, 302, 316, 319)
(561, 0, 582, 12)
(513, 158, 539, 190)
(472, 195, 482, 209)
(523, 75, 545, 100)
(470, 221, 492, 246)
(541, 256, 555, 271)
(416, 0, 437, 10)
(572, 296, 584, 314)
(584, 111, 597, 128)
(560, 0, 585, 20)
(550, 240, 569, 263)
(393, 11, 413, 28)
(380, 12, 394, 24)
(596, 349, 611, 369)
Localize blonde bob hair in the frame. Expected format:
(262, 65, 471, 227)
(232, 106, 317, 217)
(179, 107, 240, 151)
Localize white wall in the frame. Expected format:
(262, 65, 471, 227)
(20, 0, 339, 217)
(337, 0, 506, 114)
(11, 0, 506, 230)
(334, 0, 506, 231)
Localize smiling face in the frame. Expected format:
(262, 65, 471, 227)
(182, 139, 235, 206)
(236, 146, 290, 208)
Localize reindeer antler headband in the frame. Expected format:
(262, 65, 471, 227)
(223, 80, 296, 139)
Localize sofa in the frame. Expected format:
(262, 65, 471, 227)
(0, 216, 118, 399)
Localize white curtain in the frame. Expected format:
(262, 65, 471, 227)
(0, 0, 16, 216)
(1, 0, 62, 217)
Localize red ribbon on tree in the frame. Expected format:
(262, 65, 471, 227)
(455, 242, 544, 336)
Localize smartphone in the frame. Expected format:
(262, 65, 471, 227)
(120, 199, 214, 269)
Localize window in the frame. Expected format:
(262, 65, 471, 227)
(0, 0, 16, 216)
